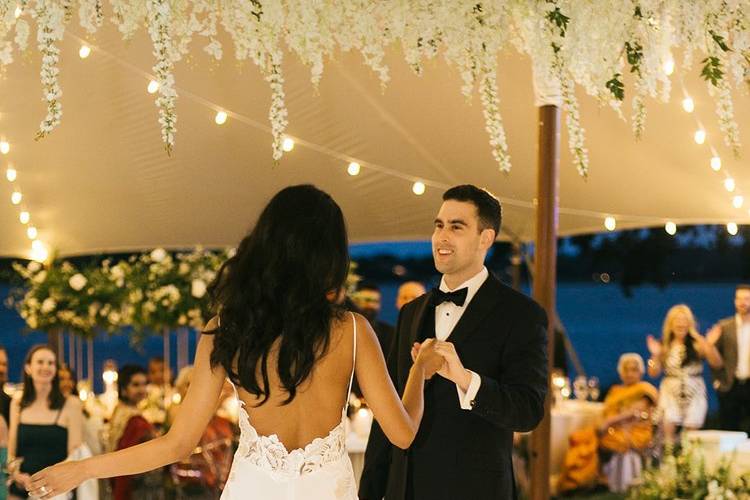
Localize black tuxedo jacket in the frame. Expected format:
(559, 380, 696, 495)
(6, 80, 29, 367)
(359, 273, 548, 500)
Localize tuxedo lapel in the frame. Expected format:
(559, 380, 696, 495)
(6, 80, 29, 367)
(447, 276, 502, 347)
(409, 292, 433, 346)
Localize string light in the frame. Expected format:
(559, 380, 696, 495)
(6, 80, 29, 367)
(682, 97, 695, 113)
(147, 80, 159, 94)
(665, 221, 677, 235)
(663, 58, 675, 75)
(19, 211, 29, 224)
(5, 167, 17, 182)
(711, 156, 722, 172)
(725, 178, 736, 192)
(727, 222, 739, 236)
(733, 195, 744, 209)
(0, 141, 9, 155)
(31, 239, 44, 251)
(27, 226, 37, 239)
(604, 216, 617, 231)
(412, 181, 426, 196)
(694, 129, 706, 144)
(30, 243, 48, 263)
(11, 190, 22, 205)
(347, 162, 361, 176)
(281, 137, 295, 152)
(14, 6, 21, 18)
(214, 111, 227, 125)
(79, 45, 91, 59)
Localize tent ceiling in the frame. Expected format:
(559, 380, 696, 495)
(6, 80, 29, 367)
(0, 27, 746, 258)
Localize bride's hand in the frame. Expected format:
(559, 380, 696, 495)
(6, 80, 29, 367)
(29, 461, 87, 500)
(413, 339, 443, 379)
(433, 341, 472, 390)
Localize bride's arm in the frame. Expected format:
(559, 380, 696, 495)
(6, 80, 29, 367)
(353, 314, 440, 449)
(29, 320, 226, 499)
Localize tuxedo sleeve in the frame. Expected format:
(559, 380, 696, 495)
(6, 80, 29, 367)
(469, 303, 548, 432)
(358, 307, 405, 499)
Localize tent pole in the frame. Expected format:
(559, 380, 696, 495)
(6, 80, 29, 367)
(529, 104, 560, 500)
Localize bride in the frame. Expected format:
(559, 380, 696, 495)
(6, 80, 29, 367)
(28, 185, 444, 500)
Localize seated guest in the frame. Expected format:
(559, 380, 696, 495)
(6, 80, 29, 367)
(599, 353, 658, 493)
(108, 365, 163, 500)
(557, 354, 658, 494)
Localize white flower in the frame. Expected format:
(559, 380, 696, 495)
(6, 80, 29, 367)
(110, 264, 125, 280)
(33, 271, 48, 284)
(191, 279, 207, 298)
(27, 261, 42, 273)
(179, 262, 190, 275)
(178, 314, 187, 325)
(150, 247, 167, 262)
(28, 316, 38, 329)
(69, 273, 88, 291)
(108, 311, 121, 325)
(41, 297, 56, 314)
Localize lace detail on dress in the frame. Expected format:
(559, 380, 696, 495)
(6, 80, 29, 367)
(235, 405, 348, 480)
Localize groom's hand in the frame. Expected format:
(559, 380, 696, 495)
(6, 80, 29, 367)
(413, 339, 443, 380)
(434, 341, 472, 392)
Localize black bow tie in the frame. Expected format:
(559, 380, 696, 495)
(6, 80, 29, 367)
(430, 287, 468, 307)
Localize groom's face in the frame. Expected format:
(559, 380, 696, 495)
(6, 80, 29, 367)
(432, 200, 488, 277)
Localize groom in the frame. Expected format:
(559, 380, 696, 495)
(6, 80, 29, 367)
(359, 185, 548, 500)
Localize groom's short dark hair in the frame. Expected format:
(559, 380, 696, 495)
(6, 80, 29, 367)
(443, 185, 502, 236)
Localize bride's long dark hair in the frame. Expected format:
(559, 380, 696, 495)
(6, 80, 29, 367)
(207, 185, 349, 405)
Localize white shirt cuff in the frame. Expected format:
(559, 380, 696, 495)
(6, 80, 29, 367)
(456, 370, 481, 410)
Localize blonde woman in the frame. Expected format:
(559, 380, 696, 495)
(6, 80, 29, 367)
(646, 304, 723, 446)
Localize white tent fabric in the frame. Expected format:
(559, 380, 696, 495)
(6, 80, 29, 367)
(0, 27, 746, 258)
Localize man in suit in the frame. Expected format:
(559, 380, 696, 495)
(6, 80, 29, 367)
(708, 284, 750, 433)
(354, 282, 396, 355)
(396, 282, 426, 311)
(359, 185, 548, 500)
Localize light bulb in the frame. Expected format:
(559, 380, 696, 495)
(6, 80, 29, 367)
(665, 221, 677, 235)
(711, 156, 722, 171)
(79, 45, 91, 59)
(31, 239, 44, 251)
(733, 195, 744, 209)
(282, 137, 295, 152)
(27, 226, 37, 239)
(412, 181, 426, 196)
(11, 191, 22, 205)
(30, 244, 48, 263)
(19, 211, 30, 224)
(14, 6, 21, 18)
(727, 222, 739, 236)
(694, 129, 706, 144)
(0, 141, 9, 154)
(725, 178, 736, 192)
(682, 97, 695, 113)
(6, 167, 17, 182)
(604, 216, 617, 231)
(147, 80, 159, 94)
(214, 111, 228, 125)
(347, 162, 361, 176)
(663, 58, 675, 75)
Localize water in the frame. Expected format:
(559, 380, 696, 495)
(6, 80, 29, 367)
(0, 282, 737, 409)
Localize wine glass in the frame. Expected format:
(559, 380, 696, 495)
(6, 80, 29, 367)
(573, 375, 588, 400)
(587, 377, 600, 401)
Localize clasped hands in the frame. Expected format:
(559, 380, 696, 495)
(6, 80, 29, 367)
(411, 339, 473, 390)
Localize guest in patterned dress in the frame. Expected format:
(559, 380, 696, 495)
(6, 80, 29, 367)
(646, 304, 723, 447)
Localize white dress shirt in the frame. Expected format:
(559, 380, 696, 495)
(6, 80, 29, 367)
(435, 267, 488, 410)
(736, 315, 750, 380)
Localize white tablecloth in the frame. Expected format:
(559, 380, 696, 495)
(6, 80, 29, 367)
(550, 400, 605, 475)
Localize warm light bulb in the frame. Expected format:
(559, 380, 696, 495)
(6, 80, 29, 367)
(694, 129, 706, 144)
(347, 162, 361, 176)
(214, 111, 228, 125)
(711, 156, 722, 171)
(282, 137, 295, 152)
(79, 45, 91, 59)
(14, 6, 21, 18)
(5, 167, 16, 182)
(665, 221, 677, 235)
(0, 141, 9, 154)
(11, 191, 22, 205)
(682, 97, 695, 113)
(727, 222, 739, 235)
(31, 239, 44, 251)
(30, 244, 48, 263)
(725, 178, 736, 192)
(412, 181, 426, 196)
(734, 195, 744, 209)
(604, 216, 617, 231)
(663, 58, 675, 75)
(19, 211, 30, 224)
(147, 80, 159, 94)
(27, 226, 37, 239)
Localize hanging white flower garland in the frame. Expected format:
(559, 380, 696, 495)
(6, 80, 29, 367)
(0, 0, 748, 175)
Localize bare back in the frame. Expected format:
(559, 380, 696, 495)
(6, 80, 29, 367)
(234, 312, 356, 452)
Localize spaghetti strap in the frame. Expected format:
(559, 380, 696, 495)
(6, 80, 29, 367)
(344, 312, 357, 412)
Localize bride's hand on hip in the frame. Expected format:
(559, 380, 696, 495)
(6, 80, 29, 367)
(29, 461, 87, 500)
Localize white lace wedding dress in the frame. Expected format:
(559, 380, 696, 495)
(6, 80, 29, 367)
(220, 313, 359, 499)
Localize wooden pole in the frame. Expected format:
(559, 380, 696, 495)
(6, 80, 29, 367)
(47, 329, 63, 360)
(529, 104, 560, 500)
(176, 328, 189, 371)
(68, 332, 75, 372)
(87, 338, 94, 383)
